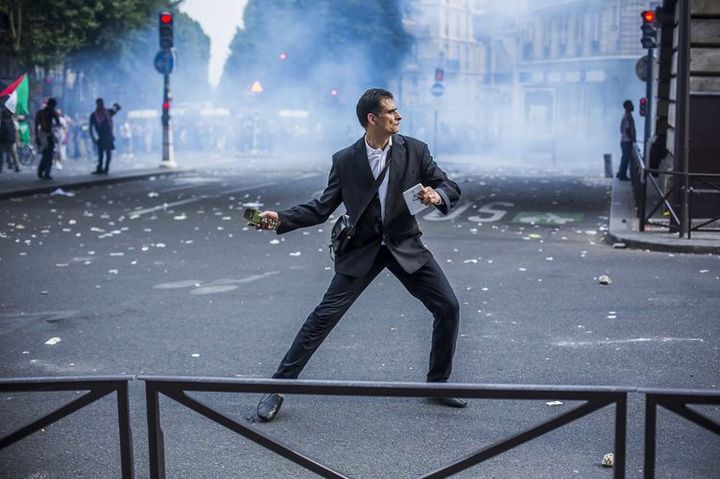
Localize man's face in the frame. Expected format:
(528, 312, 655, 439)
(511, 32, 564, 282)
(369, 98, 401, 135)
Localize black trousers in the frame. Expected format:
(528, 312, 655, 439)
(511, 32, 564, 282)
(272, 246, 460, 382)
(617, 142, 633, 178)
(97, 148, 112, 172)
(37, 138, 54, 178)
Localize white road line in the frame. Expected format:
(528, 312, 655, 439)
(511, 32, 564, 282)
(128, 174, 321, 218)
(554, 337, 705, 347)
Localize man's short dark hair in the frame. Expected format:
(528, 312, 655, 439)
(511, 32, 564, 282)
(96, 98, 104, 105)
(46, 98, 57, 108)
(356, 88, 393, 128)
(623, 99, 633, 110)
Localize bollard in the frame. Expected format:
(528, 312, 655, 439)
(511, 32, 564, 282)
(603, 154, 613, 178)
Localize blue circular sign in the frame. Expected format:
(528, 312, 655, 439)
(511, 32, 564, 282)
(431, 82, 444, 97)
(154, 50, 175, 75)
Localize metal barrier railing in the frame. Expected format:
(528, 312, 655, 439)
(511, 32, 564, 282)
(0, 375, 134, 478)
(140, 376, 630, 479)
(631, 146, 720, 238)
(642, 388, 720, 479)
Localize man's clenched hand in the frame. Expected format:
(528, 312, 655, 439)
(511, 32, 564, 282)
(417, 186, 442, 206)
(256, 210, 279, 230)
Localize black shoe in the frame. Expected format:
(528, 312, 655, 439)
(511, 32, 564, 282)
(257, 393, 284, 422)
(102, 169, 109, 175)
(431, 397, 468, 408)
(44, 175, 53, 180)
(92, 169, 102, 174)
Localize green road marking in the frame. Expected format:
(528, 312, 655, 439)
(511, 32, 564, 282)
(511, 211, 584, 225)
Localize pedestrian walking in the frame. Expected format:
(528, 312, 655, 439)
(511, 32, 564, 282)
(254, 88, 464, 422)
(0, 108, 21, 173)
(89, 98, 121, 174)
(616, 99, 637, 181)
(34, 98, 60, 180)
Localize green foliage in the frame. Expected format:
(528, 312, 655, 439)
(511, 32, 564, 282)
(221, 0, 411, 103)
(2, 0, 168, 68)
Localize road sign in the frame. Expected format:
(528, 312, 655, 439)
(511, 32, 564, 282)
(635, 55, 650, 82)
(511, 212, 584, 225)
(431, 82, 444, 97)
(154, 49, 175, 75)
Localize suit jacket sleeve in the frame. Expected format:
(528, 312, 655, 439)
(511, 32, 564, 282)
(419, 144, 460, 215)
(276, 157, 342, 234)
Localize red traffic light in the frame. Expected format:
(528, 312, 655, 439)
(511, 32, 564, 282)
(435, 68, 444, 82)
(641, 10, 655, 24)
(160, 12, 173, 24)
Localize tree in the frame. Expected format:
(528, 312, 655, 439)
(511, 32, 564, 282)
(0, 0, 167, 69)
(220, 0, 411, 107)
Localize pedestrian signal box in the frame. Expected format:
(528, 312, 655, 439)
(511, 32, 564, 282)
(159, 12, 174, 50)
(435, 68, 444, 82)
(641, 10, 657, 49)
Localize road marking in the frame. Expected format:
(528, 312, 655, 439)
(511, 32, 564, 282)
(467, 202, 514, 223)
(554, 337, 704, 347)
(128, 174, 320, 218)
(512, 212, 584, 225)
(422, 202, 472, 221)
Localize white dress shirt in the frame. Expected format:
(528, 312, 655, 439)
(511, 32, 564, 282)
(365, 135, 392, 222)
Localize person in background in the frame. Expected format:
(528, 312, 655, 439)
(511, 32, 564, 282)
(0, 108, 21, 173)
(89, 98, 121, 174)
(53, 108, 69, 171)
(35, 97, 60, 180)
(616, 99, 636, 181)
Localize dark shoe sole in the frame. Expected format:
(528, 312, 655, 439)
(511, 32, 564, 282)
(257, 393, 284, 422)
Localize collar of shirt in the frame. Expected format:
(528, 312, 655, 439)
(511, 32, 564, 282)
(365, 135, 392, 165)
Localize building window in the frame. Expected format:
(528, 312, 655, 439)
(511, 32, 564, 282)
(575, 16, 584, 56)
(559, 17, 568, 57)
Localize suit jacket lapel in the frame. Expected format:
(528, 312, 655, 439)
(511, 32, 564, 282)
(352, 136, 375, 187)
(384, 134, 406, 225)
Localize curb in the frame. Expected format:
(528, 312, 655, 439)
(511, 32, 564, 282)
(0, 168, 191, 201)
(608, 178, 720, 255)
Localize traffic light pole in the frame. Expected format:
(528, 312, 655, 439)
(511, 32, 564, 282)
(161, 73, 176, 168)
(643, 47, 654, 157)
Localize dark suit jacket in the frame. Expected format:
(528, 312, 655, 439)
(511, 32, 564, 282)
(277, 134, 461, 277)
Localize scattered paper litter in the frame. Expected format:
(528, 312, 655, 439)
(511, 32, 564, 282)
(269, 239, 280, 245)
(148, 192, 159, 198)
(289, 251, 302, 256)
(598, 275, 612, 285)
(191, 353, 200, 358)
(601, 453, 614, 467)
(612, 242, 627, 249)
(50, 188, 75, 197)
(45, 337, 62, 346)
(545, 401, 563, 406)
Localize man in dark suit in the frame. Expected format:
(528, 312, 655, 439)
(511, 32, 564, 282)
(255, 88, 464, 422)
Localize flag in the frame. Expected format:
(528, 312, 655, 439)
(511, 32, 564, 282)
(0, 73, 29, 116)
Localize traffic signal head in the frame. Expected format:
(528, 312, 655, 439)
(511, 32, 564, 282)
(435, 68, 444, 82)
(639, 97, 647, 116)
(159, 11, 174, 50)
(640, 10, 657, 48)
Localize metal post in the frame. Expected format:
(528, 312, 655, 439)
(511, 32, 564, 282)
(640, 169, 647, 231)
(433, 110, 438, 155)
(644, 396, 657, 479)
(146, 382, 166, 479)
(160, 73, 176, 168)
(677, 0, 690, 238)
(644, 47, 654, 152)
(116, 381, 135, 479)
(614, 394, 627, 479)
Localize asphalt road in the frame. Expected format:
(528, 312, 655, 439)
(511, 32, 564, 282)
(0, 153, 718, 478)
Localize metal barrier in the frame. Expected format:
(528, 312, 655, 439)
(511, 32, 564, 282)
(0, 375, 134, 478)
(631, 146, 720, 238)
(140, 376, 629, 479)
(642, 388, 720, 479)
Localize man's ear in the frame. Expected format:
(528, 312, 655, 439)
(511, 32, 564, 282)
(366, 113, 375, 126)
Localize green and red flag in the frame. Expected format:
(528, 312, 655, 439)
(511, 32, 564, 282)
(0, 73, 30, 116)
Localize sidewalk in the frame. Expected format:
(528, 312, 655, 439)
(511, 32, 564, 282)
(608, 177, 720, 254)
(0, 152, 193, 200)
